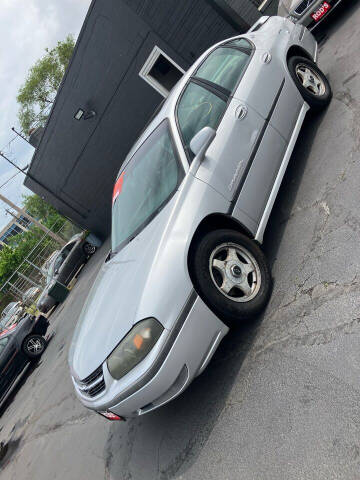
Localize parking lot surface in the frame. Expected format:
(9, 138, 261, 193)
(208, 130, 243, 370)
(1, 5, 360, 479)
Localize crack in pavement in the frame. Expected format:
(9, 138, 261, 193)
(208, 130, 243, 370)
(254, 316, 360, 358)
(0, 412, 94, 476)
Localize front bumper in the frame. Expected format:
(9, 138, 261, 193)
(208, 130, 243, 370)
(293, 0, 343, 30)
(73, 292, 229, 417)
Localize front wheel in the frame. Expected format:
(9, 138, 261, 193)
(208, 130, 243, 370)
(192, 229, 272, 328)
(288, 56, 332, 111)
(22, 335, 46, 359)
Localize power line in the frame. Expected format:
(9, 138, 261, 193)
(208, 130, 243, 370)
(0, 103, 53, 154)
(0, 170, 24, 190)
(0, 151, 28, 175)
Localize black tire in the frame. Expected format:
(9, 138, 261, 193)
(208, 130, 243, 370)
(83, 242, 96, 256)
(22, 335, 46, 359)
(192, 229, 272, 328)
(288, 56, 332, 111)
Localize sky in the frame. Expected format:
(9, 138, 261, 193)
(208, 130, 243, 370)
(0, 0, 92, 229)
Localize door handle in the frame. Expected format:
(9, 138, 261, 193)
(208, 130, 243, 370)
(235, 104, 248, 120)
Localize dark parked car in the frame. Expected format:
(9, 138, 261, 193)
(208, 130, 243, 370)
(37, 233, 96, 313)
(0, 312, 49, 402)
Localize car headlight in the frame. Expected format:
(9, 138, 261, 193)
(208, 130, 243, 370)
(107, 318, 164, 380)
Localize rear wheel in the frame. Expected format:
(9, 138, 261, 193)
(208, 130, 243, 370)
(83, 242, 96, 256)
(288, 56, 332, 111)
(22, 335, 46, 359)
(192, 229, 272, 327)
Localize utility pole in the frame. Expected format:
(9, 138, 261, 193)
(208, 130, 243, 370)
(0, 193, 65, 245)
(0, 150, 65, 245)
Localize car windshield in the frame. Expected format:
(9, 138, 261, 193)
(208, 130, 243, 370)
(0, 336, 10, 353)
(111, 121, 183, 252)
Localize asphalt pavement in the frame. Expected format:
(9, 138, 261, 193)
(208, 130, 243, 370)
(1, 4, 360, 479)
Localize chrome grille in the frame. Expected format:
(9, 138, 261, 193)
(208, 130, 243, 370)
(294, 0, 315, 15)
(75, 365, 106, 398)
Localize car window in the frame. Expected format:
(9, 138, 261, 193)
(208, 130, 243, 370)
(47, 259, 56, 282)
(177, 81, 227, 159)
(54, 253, 67, 271)
(195, 47, 251, 93)
(1, 302, 16, 318)
(47, 254, 62, 282)
(0, 337, 9, 353)
(111, 121, 183, 252)
(224, 38, 253, 51)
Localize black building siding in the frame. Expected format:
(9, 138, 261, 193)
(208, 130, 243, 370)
(24, 0, 256, 238)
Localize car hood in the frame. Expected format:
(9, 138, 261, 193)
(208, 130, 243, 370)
(69, 198, 177, 381)
(0, 324, 17, 338)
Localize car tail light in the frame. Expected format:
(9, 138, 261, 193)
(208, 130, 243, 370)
(97, 410, 125, 421)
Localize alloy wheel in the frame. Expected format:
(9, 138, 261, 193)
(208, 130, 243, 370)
(209, 243, 261, 302)
(295, 63, 326, 96)
(84, 243, 96, 255)
(26, 338, 44, 354)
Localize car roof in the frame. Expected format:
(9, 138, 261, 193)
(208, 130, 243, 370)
(117, 31, 254, 176)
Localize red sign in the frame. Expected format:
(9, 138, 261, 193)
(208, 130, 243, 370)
(311, 2, 331, 22)
(112, 172, 125, 204)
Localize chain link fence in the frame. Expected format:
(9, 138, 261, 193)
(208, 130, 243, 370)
(0, 218, 83, 307)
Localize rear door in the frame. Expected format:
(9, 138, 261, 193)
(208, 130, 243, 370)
(229, 36, 304, 142)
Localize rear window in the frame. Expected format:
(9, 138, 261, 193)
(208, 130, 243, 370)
(195, 47, 251, 93)
(111, 121, 183, 252)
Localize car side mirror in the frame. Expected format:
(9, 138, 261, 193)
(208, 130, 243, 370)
(189, 126, 216, 163)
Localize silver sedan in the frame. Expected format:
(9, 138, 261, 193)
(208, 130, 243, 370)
(69, 16, 332, 420)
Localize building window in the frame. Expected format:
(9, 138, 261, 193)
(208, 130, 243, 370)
(139, 46, 185, 98)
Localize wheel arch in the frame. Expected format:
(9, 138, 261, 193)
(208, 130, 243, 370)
(187, 213, 253, 284)
(286, 45, 314, 65)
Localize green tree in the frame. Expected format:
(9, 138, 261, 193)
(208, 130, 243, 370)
(22, 193, 66, 231)
(0, 226, 50, 286)
(22, 193, 59, 221)
(17, 35, 75, 133)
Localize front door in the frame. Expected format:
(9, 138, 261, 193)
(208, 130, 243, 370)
(175, 41, 287, 229)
